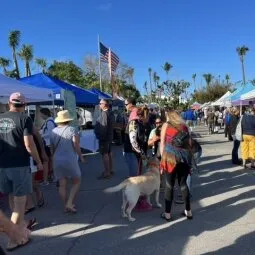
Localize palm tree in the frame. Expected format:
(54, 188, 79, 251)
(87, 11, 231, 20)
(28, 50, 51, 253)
(8, 30, 21, 79)
(127, 67, 135, 86)
(236, 45, 249, 84)
(35, 58, 47, 73)
(143, 81, 149, 97)
(148, 67, 152, 95)
(153, 71, 157, 90)
(18, 44, 33, 77)
(163, 62, 173, 79)
(225, 74, 230, 85)
(0, 57, 11, 75)
(203, 73, 213, 86)
(192, 73, 197, 90)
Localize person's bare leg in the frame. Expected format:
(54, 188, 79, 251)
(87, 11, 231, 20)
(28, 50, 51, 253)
(109, 152, 113, 174)
(9, 195, 14, 212)
(58, 178, 67, 208)
(103, 154, 111, 175)
(25, 194, 35, 210)
(11, 196, 27, 225)
(66, 177, 80, 211)
(43, 161, 49, 183)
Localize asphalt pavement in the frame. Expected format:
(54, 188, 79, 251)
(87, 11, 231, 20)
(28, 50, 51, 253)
(0, 125, 254, 255)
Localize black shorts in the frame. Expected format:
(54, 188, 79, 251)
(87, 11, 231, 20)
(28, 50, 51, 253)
(99, 141, 112, 154)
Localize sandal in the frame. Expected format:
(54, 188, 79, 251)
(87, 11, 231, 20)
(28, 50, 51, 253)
(65, 206, 77, 214)
(182, 211, 193, 220)
(160, 212, 173, 222)
(25, 207, 36, 215)
(97, 173, 111, 180)
(27, 218, 38, 230)
(6, 239, 31, 252)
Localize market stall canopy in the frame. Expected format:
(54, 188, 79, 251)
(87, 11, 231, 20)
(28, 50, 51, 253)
(191, 102, 201, 110)
(90, 88, 112, 99)
(241, 88, 255, 101)
(0, 73, 53, 104)
(211, 91, 232, 106)
(223, 83, 254, 106)
(200, 102, 211, 109)
(20, 73, 99, 106)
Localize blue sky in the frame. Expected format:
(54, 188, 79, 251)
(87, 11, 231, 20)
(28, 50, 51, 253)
(1, 0, 255, 94)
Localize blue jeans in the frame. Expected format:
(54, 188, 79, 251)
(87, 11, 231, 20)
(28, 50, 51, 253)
(123, 152, 138, 177)
(187, 150, 202, 194)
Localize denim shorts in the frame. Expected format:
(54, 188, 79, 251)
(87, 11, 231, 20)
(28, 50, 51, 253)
(0, 167, 32, 196)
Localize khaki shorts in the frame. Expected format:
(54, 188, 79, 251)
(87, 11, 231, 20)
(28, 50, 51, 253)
(0, 166, 32, 196)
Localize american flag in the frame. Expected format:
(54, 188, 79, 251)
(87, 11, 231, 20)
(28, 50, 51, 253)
(100, 42, 119, 73)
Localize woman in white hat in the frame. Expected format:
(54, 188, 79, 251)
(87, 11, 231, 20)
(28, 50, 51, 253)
(50, 110, 84, 213)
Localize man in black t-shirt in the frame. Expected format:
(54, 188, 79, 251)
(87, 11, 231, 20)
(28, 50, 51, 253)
(94, 99, 114, 179)
(0, 92, 42, 251)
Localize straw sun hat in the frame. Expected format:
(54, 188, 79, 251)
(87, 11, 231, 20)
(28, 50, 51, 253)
(55, 110, 73, 124)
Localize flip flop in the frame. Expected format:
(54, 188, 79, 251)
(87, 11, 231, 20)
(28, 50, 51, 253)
(25, 207, 36, 215)
(65, 207, 77, 214)
(160, 212, 173, 222)
(181, 211, 193, 220)
(6, 239, 31, 252)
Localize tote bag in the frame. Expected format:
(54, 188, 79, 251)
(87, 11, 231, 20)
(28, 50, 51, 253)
(235, 115, 243, 141)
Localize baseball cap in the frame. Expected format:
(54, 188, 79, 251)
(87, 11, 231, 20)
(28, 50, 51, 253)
(9, 92, 26, 105)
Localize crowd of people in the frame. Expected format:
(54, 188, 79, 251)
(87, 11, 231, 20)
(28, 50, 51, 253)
(189, 105, 255, 170)
(0, 93, 203, 252)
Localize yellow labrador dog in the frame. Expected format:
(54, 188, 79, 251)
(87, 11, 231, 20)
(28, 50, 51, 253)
(104, 157, 162, 221)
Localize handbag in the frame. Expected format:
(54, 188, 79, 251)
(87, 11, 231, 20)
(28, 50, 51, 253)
(235, 115, 243, 141)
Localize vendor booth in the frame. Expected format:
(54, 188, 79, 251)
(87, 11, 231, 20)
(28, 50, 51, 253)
(211, 91, 231, 106)
(0, 73, 53, 104)
(20, 73, 99, 106)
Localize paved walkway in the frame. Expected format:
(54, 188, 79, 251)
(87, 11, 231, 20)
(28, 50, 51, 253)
(1, 126, 255, 255)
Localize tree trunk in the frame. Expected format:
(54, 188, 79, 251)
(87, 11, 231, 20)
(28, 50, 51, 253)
(25, 61, 29, 77)
(3, 67, 8, 76)
(149, 74, 152, 102)
(12, 47, 20, 79)
(241, 57, 246, 84)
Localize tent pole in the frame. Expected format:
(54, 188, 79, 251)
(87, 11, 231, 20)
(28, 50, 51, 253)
(52, 92, 56, 117)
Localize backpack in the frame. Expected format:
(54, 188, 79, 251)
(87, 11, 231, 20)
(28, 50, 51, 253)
(168, 122, 190, 148)
(42, 119, 57, 134)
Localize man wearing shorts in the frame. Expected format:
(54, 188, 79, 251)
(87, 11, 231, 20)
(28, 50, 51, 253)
(94, 99, 114, 179)
(0, 92, 42, 250)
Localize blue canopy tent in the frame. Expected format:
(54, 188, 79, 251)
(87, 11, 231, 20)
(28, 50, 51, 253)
(20, 73, 99, 106)
(90, 88, 112, 99)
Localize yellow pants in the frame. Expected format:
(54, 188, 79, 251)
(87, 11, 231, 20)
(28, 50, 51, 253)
(241, 135, 255, 160)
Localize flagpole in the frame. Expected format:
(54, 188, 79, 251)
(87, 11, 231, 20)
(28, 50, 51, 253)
(109, 48, 114, 97)
(97, 35, 103, 91)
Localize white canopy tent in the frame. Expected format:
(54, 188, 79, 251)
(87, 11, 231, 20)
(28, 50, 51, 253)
(211, 91, 231, 106)
(0, 73, 53, 104)
(241, 89, 255, 101)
